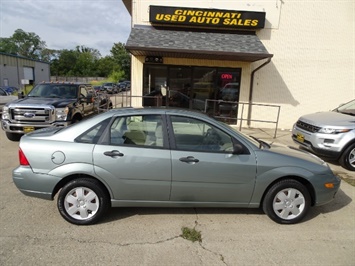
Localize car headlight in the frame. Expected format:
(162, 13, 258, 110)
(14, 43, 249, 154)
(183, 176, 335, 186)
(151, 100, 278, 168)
(2, 106, 10, 120)
(55, 107, 69, 120)
(318, 128, 351, 134)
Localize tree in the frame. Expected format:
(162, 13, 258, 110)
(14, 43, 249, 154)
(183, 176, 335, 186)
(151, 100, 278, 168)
(110, 42, 131, 80)
(54, 49, 79, 76)
(0, 29, 46, 60)
(96, 56, 118, 77)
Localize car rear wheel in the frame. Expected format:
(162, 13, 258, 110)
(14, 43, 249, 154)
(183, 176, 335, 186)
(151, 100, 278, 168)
(57, 178, 110, 225)
(263, 179, 311, 224)
(339, 143, 355, 171)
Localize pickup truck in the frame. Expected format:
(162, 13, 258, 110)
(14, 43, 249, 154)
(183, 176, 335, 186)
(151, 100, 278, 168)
(1, 82, 113, 141)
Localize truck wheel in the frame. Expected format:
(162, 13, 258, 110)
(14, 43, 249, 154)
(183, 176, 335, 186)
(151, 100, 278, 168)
(6, 132, 22, 141)
(71, 115, 82, 124)
(339, 143, 355, 171)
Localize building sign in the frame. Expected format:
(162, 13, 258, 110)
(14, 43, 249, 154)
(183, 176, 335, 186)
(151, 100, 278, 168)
(150, 6, 265, 29)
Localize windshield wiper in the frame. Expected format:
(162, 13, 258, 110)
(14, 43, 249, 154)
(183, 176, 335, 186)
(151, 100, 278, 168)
(249, 135, 271, 149)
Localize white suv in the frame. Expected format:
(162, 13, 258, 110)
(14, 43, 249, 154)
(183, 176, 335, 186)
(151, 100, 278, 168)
(292, 99, 355, 171)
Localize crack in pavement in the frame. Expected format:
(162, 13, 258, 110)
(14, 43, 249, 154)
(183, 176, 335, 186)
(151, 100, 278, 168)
(193, 208, 228, 266)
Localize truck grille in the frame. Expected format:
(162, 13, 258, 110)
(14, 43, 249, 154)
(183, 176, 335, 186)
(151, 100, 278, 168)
(296, 120, 321, 133)
(10, 107, 54, 124)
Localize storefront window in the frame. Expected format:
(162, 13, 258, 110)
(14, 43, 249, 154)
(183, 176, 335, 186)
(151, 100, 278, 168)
(143, 65, 241, 115)
(143, 65, 167, 96)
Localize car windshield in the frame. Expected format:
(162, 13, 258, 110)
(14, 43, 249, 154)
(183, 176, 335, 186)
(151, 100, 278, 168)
(334, 99, 355, 116)
(28, 84, 78, 99)
(222, 123, 264, 148)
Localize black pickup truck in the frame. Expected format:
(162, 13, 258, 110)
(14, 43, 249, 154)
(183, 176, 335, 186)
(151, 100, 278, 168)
(1, 82, 113, 141)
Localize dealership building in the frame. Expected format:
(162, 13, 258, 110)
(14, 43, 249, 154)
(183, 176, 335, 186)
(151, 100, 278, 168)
(122, 0, 354, 129)
(0, 52, 50, 89)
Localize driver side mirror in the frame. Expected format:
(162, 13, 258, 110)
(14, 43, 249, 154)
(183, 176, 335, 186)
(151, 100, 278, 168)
(232, 143, 245, 155)
(18, 92, 25, 99)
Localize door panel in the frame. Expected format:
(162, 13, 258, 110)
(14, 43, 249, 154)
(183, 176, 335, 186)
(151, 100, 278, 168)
(93, 146, 171, 201)
(169, 115, 257, 203)
(170, 151, 256, 203)
(92, 114, 171, 201)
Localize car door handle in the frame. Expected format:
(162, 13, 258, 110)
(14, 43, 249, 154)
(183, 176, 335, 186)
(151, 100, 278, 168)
(179, 156, 199, 164)
(104, 150, 124, 157)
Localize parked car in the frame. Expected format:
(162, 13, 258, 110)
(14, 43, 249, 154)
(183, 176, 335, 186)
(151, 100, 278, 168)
(12, 108, 340, 225)
(101, 83, 118, 94)
(0, 87, 18, 116)
(118, 81, 131, 92)
(292, 99, 355, 171)
(1, 86, 19, 95)
(218, 83, 240, 119)
(1, 82, 112, 141)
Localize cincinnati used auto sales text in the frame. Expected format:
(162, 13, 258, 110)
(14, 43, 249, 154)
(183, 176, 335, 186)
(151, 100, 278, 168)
(154, 10, 260, 26)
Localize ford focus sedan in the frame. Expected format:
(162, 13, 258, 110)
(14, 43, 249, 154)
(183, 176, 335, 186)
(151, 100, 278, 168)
(12, 108, 340, 225)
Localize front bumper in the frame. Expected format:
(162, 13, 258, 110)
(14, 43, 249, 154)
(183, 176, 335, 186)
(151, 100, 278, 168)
(313, 173, 341, 206)
(1, 119, 69, 134)
(292, 127, 347, 159)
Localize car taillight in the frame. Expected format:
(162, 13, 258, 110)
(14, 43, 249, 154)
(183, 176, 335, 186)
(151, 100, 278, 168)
(19, 148, 30, 166)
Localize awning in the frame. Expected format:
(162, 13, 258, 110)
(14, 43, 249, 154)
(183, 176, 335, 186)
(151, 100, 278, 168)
(126, 27, 273, 62)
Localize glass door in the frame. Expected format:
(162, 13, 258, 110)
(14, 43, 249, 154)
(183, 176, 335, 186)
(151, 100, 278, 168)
(167, 67, 192, 108)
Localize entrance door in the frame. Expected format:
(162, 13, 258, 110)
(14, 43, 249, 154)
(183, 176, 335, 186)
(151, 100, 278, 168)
(167, 67, 191, 109)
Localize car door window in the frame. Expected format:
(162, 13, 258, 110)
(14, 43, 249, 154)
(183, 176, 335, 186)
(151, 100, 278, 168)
(110, 115, 164, 147)
(75, 118, 111, 144)
(170, 116, 233, 152)
(80, 86, 88, 98)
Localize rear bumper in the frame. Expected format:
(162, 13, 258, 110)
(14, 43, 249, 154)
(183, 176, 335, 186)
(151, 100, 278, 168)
(12, 166, 61, 200)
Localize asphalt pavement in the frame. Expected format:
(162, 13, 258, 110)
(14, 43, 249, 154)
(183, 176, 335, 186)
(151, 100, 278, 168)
(0, 126, 354, 265)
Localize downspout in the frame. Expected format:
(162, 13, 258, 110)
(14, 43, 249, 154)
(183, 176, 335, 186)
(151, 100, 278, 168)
(247, 57, 272, 126)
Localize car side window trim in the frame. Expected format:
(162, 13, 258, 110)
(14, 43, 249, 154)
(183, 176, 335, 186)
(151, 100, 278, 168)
(167, 115, 249, 154)
(99, 114, 170, 149)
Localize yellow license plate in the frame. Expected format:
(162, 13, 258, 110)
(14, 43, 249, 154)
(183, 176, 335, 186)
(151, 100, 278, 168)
(23, 126, 35, 133)
(296, 133, 305, 143)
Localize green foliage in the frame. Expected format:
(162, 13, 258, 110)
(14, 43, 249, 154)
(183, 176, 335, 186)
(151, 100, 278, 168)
(109, 70, 125, 83)
(181, 227, 202, 243)
(1, 29, 131, 79)
(0, 29, 46, 60)
(111, 42, 131, 80)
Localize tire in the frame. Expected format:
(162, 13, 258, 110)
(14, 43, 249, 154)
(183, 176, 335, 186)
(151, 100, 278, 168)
(262, 179, 311, 224)
(6, 132, 22, 141)
(339, 143, 355, 171)
(71, 115, 82, 125)
(57, 178, 110, 225)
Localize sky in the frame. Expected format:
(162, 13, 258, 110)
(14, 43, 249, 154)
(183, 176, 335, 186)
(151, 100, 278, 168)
(0, 0, 132, 56)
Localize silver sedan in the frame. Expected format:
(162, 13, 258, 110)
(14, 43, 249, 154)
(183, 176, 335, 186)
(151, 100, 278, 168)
(12, 108, 341, 225)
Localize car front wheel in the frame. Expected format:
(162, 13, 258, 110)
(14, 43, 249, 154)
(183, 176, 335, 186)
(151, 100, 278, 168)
(57, 178, 110, 225)
(263, 179, 311, 224)
(339, 143, 355, 171)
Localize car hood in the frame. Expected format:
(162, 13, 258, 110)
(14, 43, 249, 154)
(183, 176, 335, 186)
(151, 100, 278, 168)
(6, 97, 76, 108)
(258, 141, 327, 169)
(299, 111, 355, 128)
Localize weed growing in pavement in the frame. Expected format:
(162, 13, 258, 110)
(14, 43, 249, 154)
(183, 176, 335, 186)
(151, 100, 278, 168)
(181, 226, 202, 243)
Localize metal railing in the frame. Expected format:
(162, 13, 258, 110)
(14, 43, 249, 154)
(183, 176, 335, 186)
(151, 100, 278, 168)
(204, 99, 281, 138)
(109, 93, 281, 138)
